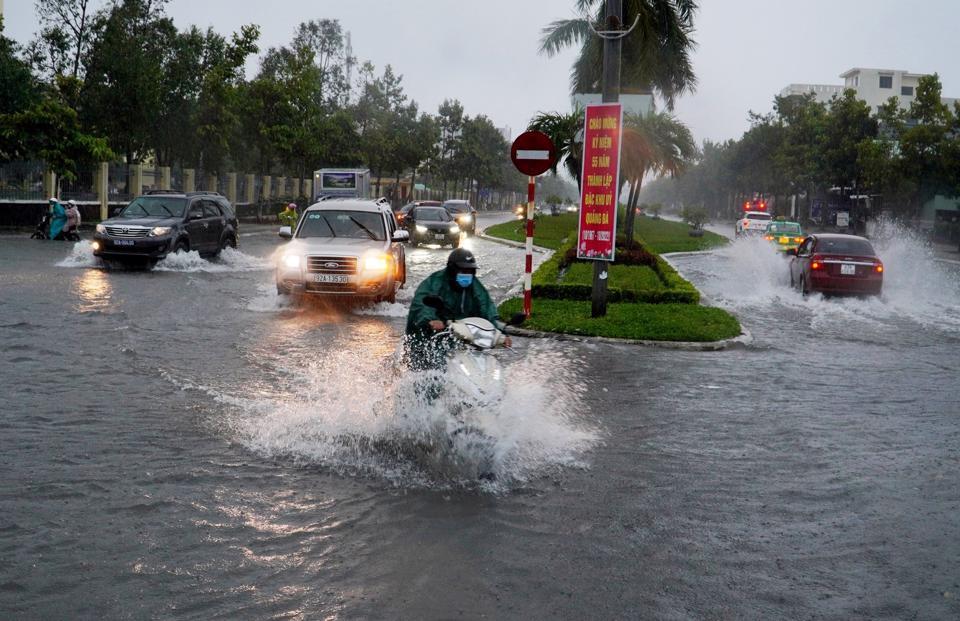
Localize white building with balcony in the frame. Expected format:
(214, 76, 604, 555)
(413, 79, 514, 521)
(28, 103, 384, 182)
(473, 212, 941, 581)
(780, 67, 957, 113)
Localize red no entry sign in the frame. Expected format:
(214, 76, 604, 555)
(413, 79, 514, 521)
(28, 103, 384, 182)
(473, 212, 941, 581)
(510, 131, 556, 177)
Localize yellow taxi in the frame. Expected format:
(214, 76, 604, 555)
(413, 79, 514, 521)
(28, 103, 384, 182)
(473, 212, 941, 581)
(763, 219, 805, 253)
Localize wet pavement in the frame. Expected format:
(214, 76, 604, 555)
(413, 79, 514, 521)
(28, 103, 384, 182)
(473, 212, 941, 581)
(2, 213, 959, 619)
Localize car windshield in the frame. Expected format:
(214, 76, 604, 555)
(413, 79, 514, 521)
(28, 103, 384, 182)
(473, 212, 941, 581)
(415, 207, 451, 221)
(444, 203, 470, 213)
(815, 238, 876, 255)
(120, 197, 186, 218)
(768, 223, 801, 234)
(297, 210, 386, 240)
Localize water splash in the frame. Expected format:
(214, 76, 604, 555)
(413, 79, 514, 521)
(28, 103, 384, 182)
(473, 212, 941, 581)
(56, 242, 102, 268)
(154, 247, 271, 273)
(168, 342, 598, 491)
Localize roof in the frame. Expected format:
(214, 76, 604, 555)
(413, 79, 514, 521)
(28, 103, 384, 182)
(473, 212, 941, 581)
(305, 198, 390, 214)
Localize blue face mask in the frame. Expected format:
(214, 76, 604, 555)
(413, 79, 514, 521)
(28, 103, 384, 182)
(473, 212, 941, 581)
(455, 273, 474, 288)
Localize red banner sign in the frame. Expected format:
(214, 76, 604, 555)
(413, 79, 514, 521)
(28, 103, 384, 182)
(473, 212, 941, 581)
(577, 103, 623, 261)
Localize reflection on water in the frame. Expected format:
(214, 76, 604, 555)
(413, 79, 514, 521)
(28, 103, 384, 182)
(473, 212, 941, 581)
(72, 268, 113, 313)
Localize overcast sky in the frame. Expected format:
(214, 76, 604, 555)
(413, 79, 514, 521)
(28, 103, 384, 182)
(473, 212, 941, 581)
(5, 0, 960, 146)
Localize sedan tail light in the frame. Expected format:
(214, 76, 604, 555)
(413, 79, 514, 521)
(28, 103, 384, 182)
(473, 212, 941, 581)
(875, 262, 884, 273)
(810, 254, 824, 270)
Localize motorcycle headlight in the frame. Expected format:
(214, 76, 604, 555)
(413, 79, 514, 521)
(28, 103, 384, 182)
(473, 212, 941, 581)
(450, 225, 461, 235)
(363, 253, 390, 273)
(149, 226, 172, 237)
(282, 254, 301, 269)
(96, 223, 106, 234)
(459, 214, 472, 223)
(415, 225, 428, 233)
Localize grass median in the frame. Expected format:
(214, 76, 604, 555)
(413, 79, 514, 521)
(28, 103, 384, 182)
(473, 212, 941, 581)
(499, 298, 742, 342)
(486, 210, 742, 343)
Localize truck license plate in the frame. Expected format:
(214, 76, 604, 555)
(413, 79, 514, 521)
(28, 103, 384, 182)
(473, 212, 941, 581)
(840, 263, 856, 275)
(313, 274, 349, 284)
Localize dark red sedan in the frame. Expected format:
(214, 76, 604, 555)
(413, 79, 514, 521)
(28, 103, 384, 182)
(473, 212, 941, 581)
(788, 234, 883, 296)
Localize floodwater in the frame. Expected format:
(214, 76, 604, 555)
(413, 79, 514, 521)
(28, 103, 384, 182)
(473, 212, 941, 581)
(2, 215, 959, 619)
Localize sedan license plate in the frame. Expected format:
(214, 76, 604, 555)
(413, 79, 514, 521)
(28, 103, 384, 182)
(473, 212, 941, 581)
(840, 263, 856, 275)
(434, 233, 446, 240)
(313, 274, 350, 284)
(114, 239, 135, 246)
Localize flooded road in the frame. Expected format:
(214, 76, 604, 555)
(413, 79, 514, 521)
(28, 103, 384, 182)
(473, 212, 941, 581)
(2, 215, 959, 619)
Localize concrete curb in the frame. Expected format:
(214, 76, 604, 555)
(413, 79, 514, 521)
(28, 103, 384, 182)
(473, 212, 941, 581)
(477, 228, 551, 254)
(504, 324, 753, 351)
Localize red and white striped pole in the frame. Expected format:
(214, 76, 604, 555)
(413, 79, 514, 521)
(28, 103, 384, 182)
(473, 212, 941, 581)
(524, 175, 535, 317)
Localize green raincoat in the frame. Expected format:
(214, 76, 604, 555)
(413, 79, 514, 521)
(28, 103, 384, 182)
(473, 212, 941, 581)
(404, 269, 501, 370)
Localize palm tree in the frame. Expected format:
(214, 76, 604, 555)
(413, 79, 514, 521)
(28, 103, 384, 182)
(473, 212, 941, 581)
(540, 0, 698, 109)
(528, 108, 585, 188)
(620, 111, 697, 246)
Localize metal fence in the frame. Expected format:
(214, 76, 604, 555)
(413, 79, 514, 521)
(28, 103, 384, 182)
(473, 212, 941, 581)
(0, 161, 44, 200)
(60, 167, 97, 201)
(108, 164, 130, 202)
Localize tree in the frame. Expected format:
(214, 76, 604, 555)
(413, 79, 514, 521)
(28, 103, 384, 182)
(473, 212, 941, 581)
(458, 115, 509, 206)
(540, 0, 698, 108)
(432, 99, 465, 194)
(899, 74, 956, 213)
(620, 110, 696, 245)
(0, 97, 114, 178)
(0, 17, 40, 117)
(25, 0, 97, 82)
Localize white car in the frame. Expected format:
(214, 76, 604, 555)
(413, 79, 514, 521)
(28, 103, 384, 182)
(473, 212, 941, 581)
(736, 211, 773, 236)
(276, 198, 408, 303)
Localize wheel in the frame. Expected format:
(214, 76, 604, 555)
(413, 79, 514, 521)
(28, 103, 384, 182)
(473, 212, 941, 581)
(451, 237, 460, 248)
(211, 235, 236, 258)
(172, 240, 188, 254)
(384, 287, 397, 304)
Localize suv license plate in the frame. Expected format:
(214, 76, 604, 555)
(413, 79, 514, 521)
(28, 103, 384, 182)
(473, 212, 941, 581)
(434, 233, 446, 240)
(114, 240, 135, 246)
(840, 263, 856, 275)
(313, 274, 349, 284)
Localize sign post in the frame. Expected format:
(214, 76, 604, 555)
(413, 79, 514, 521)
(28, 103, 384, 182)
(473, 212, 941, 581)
(576, 103, 624, 272)
(510, 131, 556, 317)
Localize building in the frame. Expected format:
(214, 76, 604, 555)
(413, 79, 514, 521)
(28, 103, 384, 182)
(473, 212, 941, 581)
(780, 67, 957, 113)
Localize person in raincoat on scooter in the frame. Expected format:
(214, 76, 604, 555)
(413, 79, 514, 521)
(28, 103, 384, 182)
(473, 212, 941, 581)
(47, 197, 68, 240)
(405, 248, 511, 370)
(278, 203, 299, 229)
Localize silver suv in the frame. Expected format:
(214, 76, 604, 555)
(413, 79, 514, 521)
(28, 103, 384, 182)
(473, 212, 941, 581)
(276, 198, 408, 303)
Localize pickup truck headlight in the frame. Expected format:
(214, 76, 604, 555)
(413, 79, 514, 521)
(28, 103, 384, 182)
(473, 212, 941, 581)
(450, 225, 461, 235)
(149, 226, 172, 237)
(282, 254, 301, 269)
(362, 253, 390, 273)
(96, 223, 106, 234)
(415, 225, 428, 233)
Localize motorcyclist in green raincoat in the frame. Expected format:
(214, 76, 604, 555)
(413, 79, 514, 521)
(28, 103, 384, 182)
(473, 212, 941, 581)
(405, 248, 510, 370)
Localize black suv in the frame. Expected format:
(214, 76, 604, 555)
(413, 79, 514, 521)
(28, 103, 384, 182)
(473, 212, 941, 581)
(93, 191, 239, 265)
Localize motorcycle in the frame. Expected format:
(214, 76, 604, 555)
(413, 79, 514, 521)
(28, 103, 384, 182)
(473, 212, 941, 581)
(402, 296, 525, 480)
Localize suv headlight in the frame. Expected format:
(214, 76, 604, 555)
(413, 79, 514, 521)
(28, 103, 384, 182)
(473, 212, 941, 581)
(149, 226, 172, 237)
(415, 225, 428, 233)
(362, 253, 390, 273)
(450, 225, 461, 235)
(282, 254, 301, 269)
(96, 223, 106, 234)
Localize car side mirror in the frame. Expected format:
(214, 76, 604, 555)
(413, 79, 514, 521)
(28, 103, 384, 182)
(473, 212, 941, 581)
(392, 229, 409, 242)
(278, 226, 292, 239)
(423, 295, 445, 310)
(508, 312, 526, 326)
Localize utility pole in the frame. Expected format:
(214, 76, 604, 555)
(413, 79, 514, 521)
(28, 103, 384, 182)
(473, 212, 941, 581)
(591, 0, 622, 317)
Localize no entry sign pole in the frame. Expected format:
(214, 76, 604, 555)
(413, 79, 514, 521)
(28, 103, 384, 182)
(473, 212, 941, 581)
(525, 175, 536, 316)
(510, 130, 557, 317)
